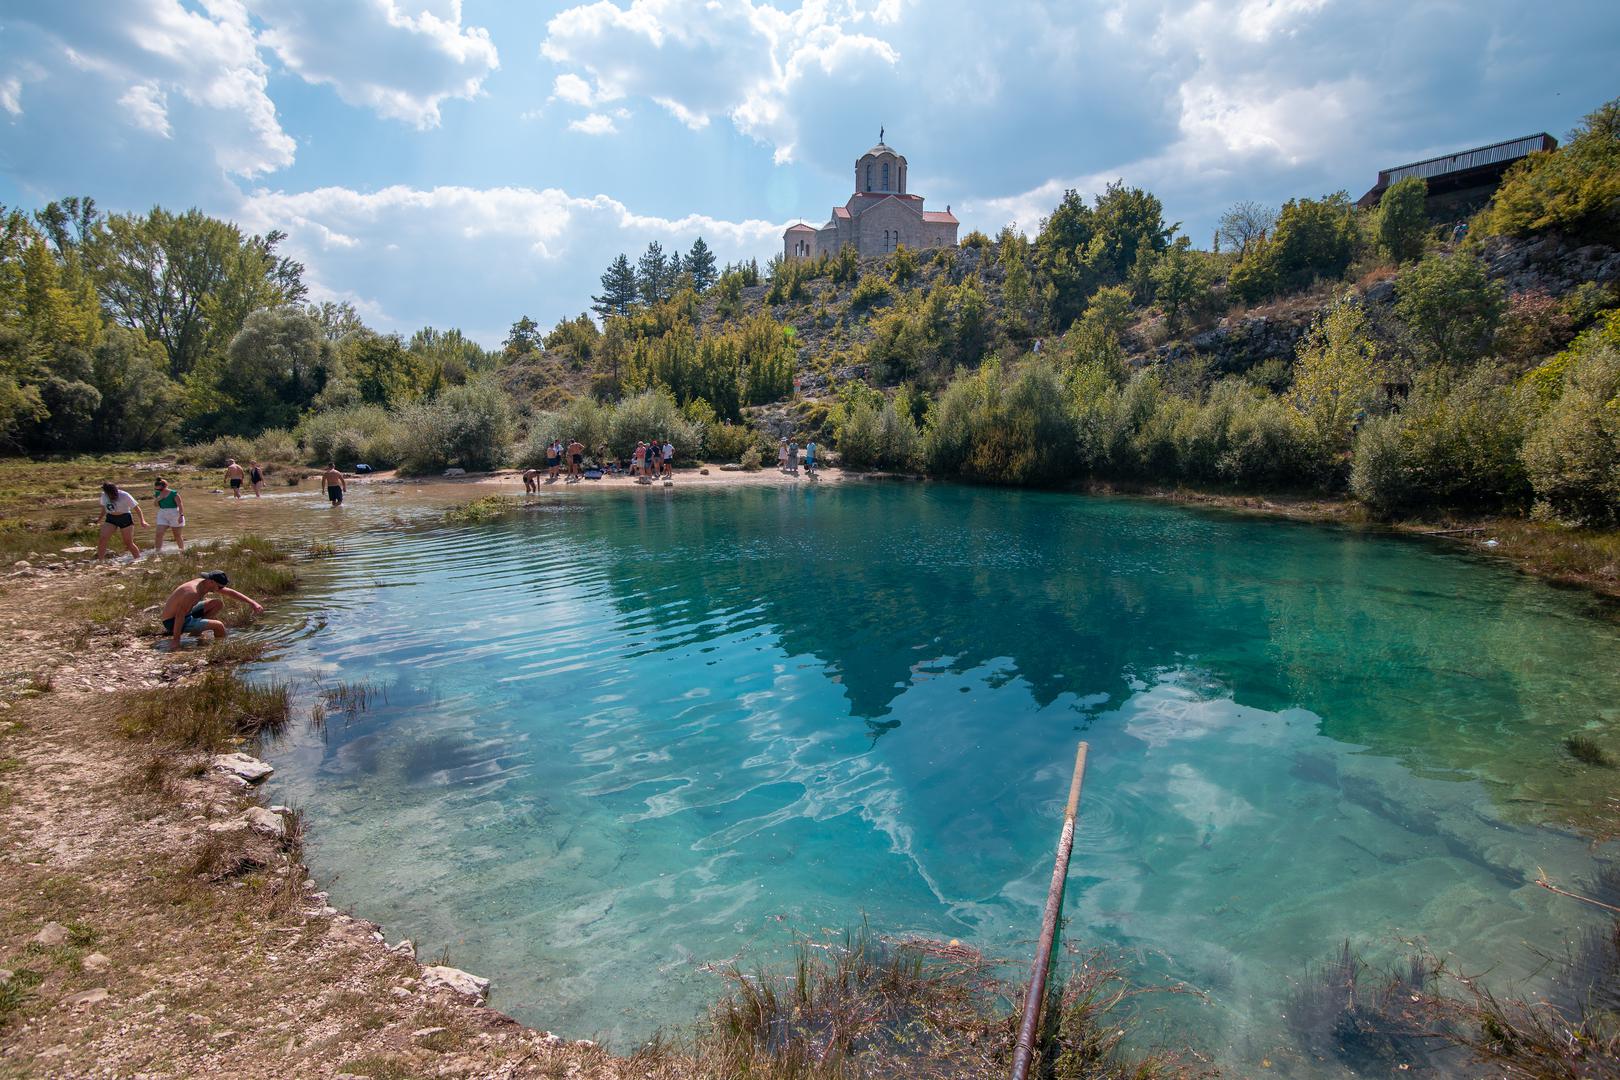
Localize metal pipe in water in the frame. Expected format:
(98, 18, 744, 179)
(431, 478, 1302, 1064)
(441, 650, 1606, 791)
(1009, 741, 1089, 1080)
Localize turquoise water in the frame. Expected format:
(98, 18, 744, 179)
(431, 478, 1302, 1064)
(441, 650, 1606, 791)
(258, 483, 1620, 1073)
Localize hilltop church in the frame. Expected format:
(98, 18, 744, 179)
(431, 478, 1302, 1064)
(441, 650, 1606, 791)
(784, 133, 958, 261)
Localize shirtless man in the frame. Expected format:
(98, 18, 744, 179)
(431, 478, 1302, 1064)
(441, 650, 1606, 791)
(159, 571, 264, 650)
(567, 438, 585, 482)
(322, 463, 347, 506)
(522, 467, 539, 495)
(224, 459, 245, 499)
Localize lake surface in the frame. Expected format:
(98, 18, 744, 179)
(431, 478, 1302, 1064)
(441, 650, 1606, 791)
(256, 482, 1620, 1074)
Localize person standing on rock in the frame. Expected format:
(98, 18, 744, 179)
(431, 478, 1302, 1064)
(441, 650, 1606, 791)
(322, 464, 347, 506)
(225, 459, 245, 498)
(159, 571, 264, 650)
(152, 478, 187, 554)
(96, 482, 147, 563)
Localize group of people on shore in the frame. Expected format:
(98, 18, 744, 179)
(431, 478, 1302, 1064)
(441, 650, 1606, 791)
(778, 439, 817, 475)
(521, 438, 675, 492)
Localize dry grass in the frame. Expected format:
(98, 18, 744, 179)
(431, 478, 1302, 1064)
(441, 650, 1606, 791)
(84, 534, 298, 629)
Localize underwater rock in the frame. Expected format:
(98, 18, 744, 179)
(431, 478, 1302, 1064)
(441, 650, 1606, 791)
(213, 752, 273, 783)
(422, 965, 489, 1000)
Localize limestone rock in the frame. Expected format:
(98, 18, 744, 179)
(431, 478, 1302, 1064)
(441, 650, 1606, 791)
(213, 752, 273, 783)
(412, 1026, 447, 1040)
(719, 463, 744, 472)
(82, 952, 110, 973)
(34, 921, 69, 946)
(390, 939, 416, 959)
(421, 965, 489, 1000)
(63, 987, 108, 1008)
(243, 806, 286, 838)
(443, 467, 467, 477)
(0, 968, 13, 983)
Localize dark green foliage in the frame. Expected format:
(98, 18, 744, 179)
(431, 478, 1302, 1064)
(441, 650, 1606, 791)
(684, 236, 718, 292)
(592, 253, 638, 319)
(393, 376, 514, 474)
(1395, 250, 1505, 368)
(1150, 236, 1218, 335)
(502, 315, 542, 358)
(1482, 96, 1620, 244)
(635, 241, 677, 305)
(1229, 192, 1358, 302)
(1351, 368, 1531, 514)
(542, 313, 600, 370)
(1377, 177, 1430, 263)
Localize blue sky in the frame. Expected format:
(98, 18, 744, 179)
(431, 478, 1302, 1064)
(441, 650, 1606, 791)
(2, 1, 1616, 346)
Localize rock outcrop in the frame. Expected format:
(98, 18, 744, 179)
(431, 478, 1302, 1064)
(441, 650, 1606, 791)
(212, 752, 273, 784)
(421, 965, 490, 1000)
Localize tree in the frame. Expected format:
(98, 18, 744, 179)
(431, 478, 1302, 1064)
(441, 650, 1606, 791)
(1286, 293, 1383, 462)
(684, 237, 718, 292)
(308, 300, 367, 342)
(1395, 250, 1504, 367)
(187, 306, 327, 435)
(504, 315, 542, 359)
(408, 326, 495, 384)
(1229, 193, 1357, 302)
(90, 207, 305, 377)
(593, 254, 638, 320)
(1377, 177, 1429, 263)
(1151, 236, 1216, 335)
(1216, 201, 1276, 256)
(1085, 181, 1173, 286)
(636, 242, 675, 305)
(1034, 189, 1097, 329)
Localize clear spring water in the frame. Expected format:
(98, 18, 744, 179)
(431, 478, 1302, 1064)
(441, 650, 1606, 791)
(256, 483, 1620, 1073)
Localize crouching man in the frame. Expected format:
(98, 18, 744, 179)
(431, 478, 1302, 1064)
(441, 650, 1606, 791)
(159, 571, 264, 650)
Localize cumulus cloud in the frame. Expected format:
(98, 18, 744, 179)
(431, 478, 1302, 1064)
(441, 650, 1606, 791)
(237, 182, 787, 341)
(0, 0, 294, 184)
(248, 0, 499, 128)
(569, 112, 619, 135)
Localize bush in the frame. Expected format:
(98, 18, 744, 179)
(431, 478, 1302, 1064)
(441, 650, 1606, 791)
(1350, 368, 1531, 514)
(740, 446, 762, 470)
(1395, 250, 1505, 368)
(850, 275, 891, 311)
(1480, 97, 1620, 245)
(251, 428, 298, 463)
(1378, 177, 1429, 263)
(394, 377, 513, 475)
(1521, 344, 1620, 523)
(702, 420, 756, 463)
(180, 435, 256, 468)
(297, 403, 398, 468)
(606, 388, 699, 460)
(1229, 192, 1358, 302)
(835, 394, 919, 471)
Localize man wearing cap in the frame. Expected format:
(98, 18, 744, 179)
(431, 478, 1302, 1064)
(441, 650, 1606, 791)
(158, 571, 265, 650)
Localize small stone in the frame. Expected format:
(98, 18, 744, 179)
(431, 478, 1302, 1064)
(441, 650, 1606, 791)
(63, 988, 109, 1008)
(0, 968, 13, 984)
(390, 939, 416, 959)
(82, 952, 110, 973)
(421, 965, 489, 1000)
(34, 921, 69, 946)
(212, 752, 273, 783)
(13, 560, 29, 568)
(242, 806, 286, 839)
(412, 1026, 447, 1040)
(389, 986, 412, 998)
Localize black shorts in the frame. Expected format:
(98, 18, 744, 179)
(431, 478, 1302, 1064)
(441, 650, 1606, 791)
(229, 478, 242, 489)
(572, 454, 582, 465)
(547, 456, 559, 468)
(328, 486, 344, 503)
(105, 512, 133, 529)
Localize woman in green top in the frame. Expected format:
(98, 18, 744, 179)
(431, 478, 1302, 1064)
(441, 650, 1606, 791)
(152, 477, 186, 553)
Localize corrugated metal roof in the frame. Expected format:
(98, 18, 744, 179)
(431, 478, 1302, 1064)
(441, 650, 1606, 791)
(1379, 133, 1556, 186)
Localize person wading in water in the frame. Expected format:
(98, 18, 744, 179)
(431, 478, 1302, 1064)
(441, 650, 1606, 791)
(322, 464, 347, 506)
(152, 478, 186, 553)
(225, 459, 245, 498)
(96, 482, 147, 563)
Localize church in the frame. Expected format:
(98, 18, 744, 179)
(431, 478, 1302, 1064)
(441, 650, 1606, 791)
(784, 134, 959, 261)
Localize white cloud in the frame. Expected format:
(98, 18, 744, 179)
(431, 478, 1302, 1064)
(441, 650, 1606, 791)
(551, 72, 597, 107)
(569, 112, 618, 135)
(118, 81, 172, 137)
(237, 182, 787, 341)
(0, 1, 295, 179)
(248, 0, 499, 129)
(0, 77, 22, 117)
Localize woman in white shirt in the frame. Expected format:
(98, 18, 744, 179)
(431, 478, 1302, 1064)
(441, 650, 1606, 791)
(96, 482, 148, 563)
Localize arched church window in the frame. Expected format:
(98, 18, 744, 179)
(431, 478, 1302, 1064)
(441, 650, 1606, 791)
(881, 161, 890, 190)
(865, 163, 873, 191)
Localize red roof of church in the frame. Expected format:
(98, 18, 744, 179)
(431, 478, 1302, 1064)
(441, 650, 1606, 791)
(786, 222, 816, 232)
(922, 210, 958, 224)
(832, 207, 851, 219)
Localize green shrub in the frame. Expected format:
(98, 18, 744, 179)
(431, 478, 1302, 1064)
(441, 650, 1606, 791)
(1395, 250, 1505, 368)
(297, 404, 398, 468)
(394, 377, 513, 474)
(850, 275, 891, 311)
(1480, 97, 1620, 245)
(606, 388, 699, 460)
(1377, 177, 1430, 263)
(1351, 368, 1531, 514)
(180, 435, 256, 468)
(1521, 344, 1620, 523)
(835, 395, 919, 471)
(702, 420, 755, 463)
(1229, 192, 1358, 301)
(251, 428, 298, 462)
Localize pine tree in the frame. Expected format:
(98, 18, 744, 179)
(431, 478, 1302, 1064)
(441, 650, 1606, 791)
(592, 253, 637, 319)
(685, 236, 718, 292)
(636, 242, 672, 306)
